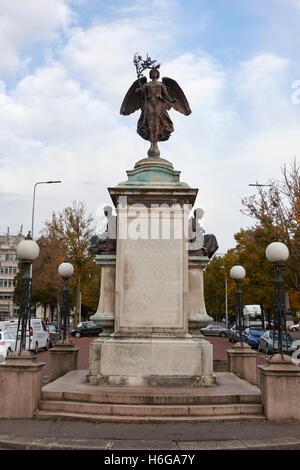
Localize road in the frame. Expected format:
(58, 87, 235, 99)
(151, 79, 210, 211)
(37, 330, 300, 380)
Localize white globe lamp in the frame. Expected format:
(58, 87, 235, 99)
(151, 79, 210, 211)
(17, 232, 40, 262)
(230, 264, 246, 281)
(58, 260, 74, 279)
(266, 241, 289, 263)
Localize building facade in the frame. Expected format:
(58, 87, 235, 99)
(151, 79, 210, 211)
(0, 229, 25, 321)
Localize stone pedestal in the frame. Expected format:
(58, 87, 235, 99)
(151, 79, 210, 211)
(88, 157, 216, 387)
(226, 342, 257, 385)
(88, 256, 116, 384)
(90, 255, 116, 336)
(0, 351, 45, 418)
(188, 255, 215, 385)
(259, 354, 300, 421)
(49, 340, 79, 382)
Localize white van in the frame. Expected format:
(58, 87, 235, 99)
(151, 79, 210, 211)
(0, 319, 50, 354)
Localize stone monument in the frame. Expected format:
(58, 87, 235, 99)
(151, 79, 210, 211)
(88, 56, 218, 387)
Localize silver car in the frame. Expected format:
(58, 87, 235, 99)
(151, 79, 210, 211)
(258, 330, 297, 355)
(200, 324, 229, 338)
(288, 323, 300, 332)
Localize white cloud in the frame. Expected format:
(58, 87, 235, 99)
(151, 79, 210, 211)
(279, 0, 300, 10)
(0, 0, 75, 75)
(61, 19, 174, 104)
(236, 54, 292, 125)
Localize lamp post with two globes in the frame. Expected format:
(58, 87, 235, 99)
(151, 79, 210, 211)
(58, 258, 74, 342)
(16, 232, 40, 354)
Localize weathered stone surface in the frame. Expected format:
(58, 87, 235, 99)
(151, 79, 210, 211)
(0, 351, 45, 418)
(226, 343, 257, 385)
(259, 354, 300, 421)
(49, 340, 79, 383)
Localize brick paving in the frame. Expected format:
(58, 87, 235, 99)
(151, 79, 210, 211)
(38, 331, 300, 379)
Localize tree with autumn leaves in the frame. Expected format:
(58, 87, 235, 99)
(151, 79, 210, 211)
(241, 159, 300, 295)
(13, 201, 100, 325)
(204, 159, 300, 323)
(44, 201, 100, 326)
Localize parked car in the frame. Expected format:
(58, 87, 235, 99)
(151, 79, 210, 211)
(200, 324, 229, 338)
(46, 325, 60, 347)
(51, 320, 66, 331)
(76, 321, 95, 328)
(288, 323, 300, 332)
(0, 330, 17, 361)
(71, 322, 103, 338)
(258, 330, 297, 355)
(229, 324, 246, 343)
(0, 319, 50, 354)
(243, 327, 265, 349)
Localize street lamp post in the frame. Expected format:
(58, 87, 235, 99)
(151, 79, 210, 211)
(58, 258, 74, 342)
(216, 254, 229, 327)
(265, 238, 289, 359)
(16, 232, 40, 354)
(31, 180, 62, 239)
(230, 262, 246, 345)
(223, 268, 228, 328)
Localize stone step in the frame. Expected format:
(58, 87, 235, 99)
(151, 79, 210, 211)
(41, 389, 261, 406)
(39, 400, 263, 418)
(35, 410, 265, 423)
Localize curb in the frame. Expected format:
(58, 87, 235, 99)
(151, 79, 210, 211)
(1, 435, 300, 450)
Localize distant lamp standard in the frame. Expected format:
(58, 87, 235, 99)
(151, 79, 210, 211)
(216, 254, 229, 327)
(16, 232, 40, 353)
(221, 266, 229, 328)
(58, 258, 74, 342)
(31, 180, 62, 238)
(230, 262, 246, 345)
(265, 239, 289, 359)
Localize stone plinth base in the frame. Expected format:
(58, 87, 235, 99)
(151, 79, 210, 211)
(259, 354, 300, 421)
(226, 343, 257, 385)
(49, 340, 79, 382)
(0, 351, 45, 418)
(87, 337, 107, 384)
(90, 257, 116, 336)
(188, 256, 213, 336)
(87, 335, 215, 387)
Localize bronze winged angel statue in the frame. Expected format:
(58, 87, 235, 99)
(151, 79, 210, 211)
(120, 55, 191, 157)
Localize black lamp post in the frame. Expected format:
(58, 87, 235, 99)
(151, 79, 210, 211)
(58, 258, 74, 342)
(16, 232, 40, 354)
(266, 238, 289, 359)
(230, 262, 246, 345)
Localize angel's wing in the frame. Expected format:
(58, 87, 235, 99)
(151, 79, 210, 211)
(162, 77, 191, 116)
(120, 77, 147, 115)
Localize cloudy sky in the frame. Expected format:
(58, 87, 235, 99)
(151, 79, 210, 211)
(1, 0, 300, 252)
